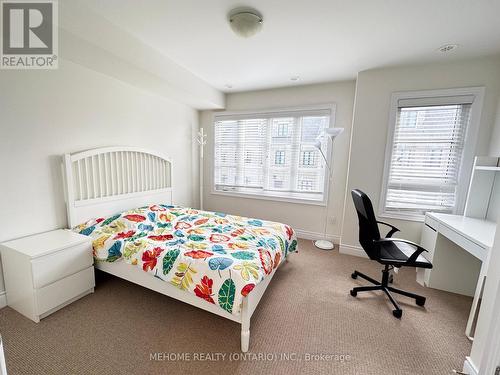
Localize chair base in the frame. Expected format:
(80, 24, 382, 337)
(350, 265, 426, 318)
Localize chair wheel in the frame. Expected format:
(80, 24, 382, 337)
(351, 272, 357, 279)
(416, 297, 426, 306)
(350, 290, 357, 297)
(393, 309, 402, 318)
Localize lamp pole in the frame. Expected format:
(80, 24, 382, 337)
(196, 127, 207, 210)
(314, 128, 344, 250)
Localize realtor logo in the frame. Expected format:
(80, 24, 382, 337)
(1, 0, 58, 69)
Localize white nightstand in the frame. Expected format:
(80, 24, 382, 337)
(0, 229, 95, 323)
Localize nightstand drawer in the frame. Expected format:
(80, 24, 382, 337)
(31, 241, 93, 288)
(36, 266, 94, 315)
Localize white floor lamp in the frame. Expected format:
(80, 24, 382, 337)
(314, 127, 344, 250)
(196, 127, 207, 210)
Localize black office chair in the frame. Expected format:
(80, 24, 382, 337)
(349, 189, 433, 318)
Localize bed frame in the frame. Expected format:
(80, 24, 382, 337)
(63, 146, 284, 352)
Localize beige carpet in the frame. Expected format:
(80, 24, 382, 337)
(0, 239, 472, 375)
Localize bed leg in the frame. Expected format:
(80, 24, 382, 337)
(241, 297, 250, 352)
(241, 328, 250, 353)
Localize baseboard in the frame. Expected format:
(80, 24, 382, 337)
(0, 292, 6, 309)
(278, 229, 368, 259)
(294, 229, 340, 244)
(339, 244, 368, 258)
(463, 357, 478, 375)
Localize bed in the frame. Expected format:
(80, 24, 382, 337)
(62, 146, 297, 352)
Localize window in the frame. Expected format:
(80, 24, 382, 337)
(275, 123, 290, 137)
(380, 88, 483, 220)
(274, 150, 285, 165)
(213, 106, 333, 203)
(301, 150, 315, 166)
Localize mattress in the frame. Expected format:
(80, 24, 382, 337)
(73, 205, 297, 315)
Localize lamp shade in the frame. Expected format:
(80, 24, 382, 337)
(324, 127, 344, 138)
(314, 128, 344, 149)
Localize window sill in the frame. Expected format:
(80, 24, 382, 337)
(211, 190, 327, 206)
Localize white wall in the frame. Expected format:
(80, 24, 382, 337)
(60, 2, 224, 109)
(489, 97, 500, 155)
(341, 56, 500, 251)
(0, 59, 199, 292)
(200, 81, 356, 240)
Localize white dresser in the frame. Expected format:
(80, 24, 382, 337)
(0, 229, 95, 323)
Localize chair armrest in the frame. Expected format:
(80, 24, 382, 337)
(374, 238, 428, 264)
(376, 220, 400, 238)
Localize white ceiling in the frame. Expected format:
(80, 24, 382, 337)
(81, 0, 500, 93)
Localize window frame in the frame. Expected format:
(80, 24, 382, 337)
(211, 104, 336, 206)
(379, 87, 485, 222)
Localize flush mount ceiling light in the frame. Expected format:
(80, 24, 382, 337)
(437, 44, 459, 53)
(228, 8, 263, 38)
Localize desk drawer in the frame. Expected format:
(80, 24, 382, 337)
(421, 223, 437, 262)
(31, 242, 93, 288)
(424, 215, 439, 231)
(36, 266, 94, 315)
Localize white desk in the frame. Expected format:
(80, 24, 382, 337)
(418, 212, 496, 339)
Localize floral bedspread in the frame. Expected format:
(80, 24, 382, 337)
(73, 205, 297, 315)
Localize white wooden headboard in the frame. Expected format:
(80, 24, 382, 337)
(63, 146, 173, 228)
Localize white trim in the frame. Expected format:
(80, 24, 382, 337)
(211, 104, 336, 206)
(210, 190, 327, 206)
(0, 292, 6, 309)
(294, 229, 340, 243)
(339, 244, 368, 258)
(379, 87, 485, 222)
(213, 103, 337, 119)
(471, 220, 500, 374)
(463, 356, 479, 375)
(379, 211, 425, 223)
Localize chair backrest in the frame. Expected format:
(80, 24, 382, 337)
(351, 189, 382, 260)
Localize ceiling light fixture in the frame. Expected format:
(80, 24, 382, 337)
(437, 44, 459, 53)
(228, 7, 263, 38)
(290, 76, 300, 81)
(225, 84, 233, 89)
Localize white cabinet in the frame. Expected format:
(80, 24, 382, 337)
(0, 229, 95, 323)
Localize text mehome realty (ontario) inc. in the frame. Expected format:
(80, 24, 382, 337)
(149, 352, 352, 363)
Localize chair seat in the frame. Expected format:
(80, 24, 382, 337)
(378, 241, 433, 269)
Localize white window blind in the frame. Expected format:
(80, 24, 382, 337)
(214, 108, 331, 203)
(382, 97, 473, 218)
